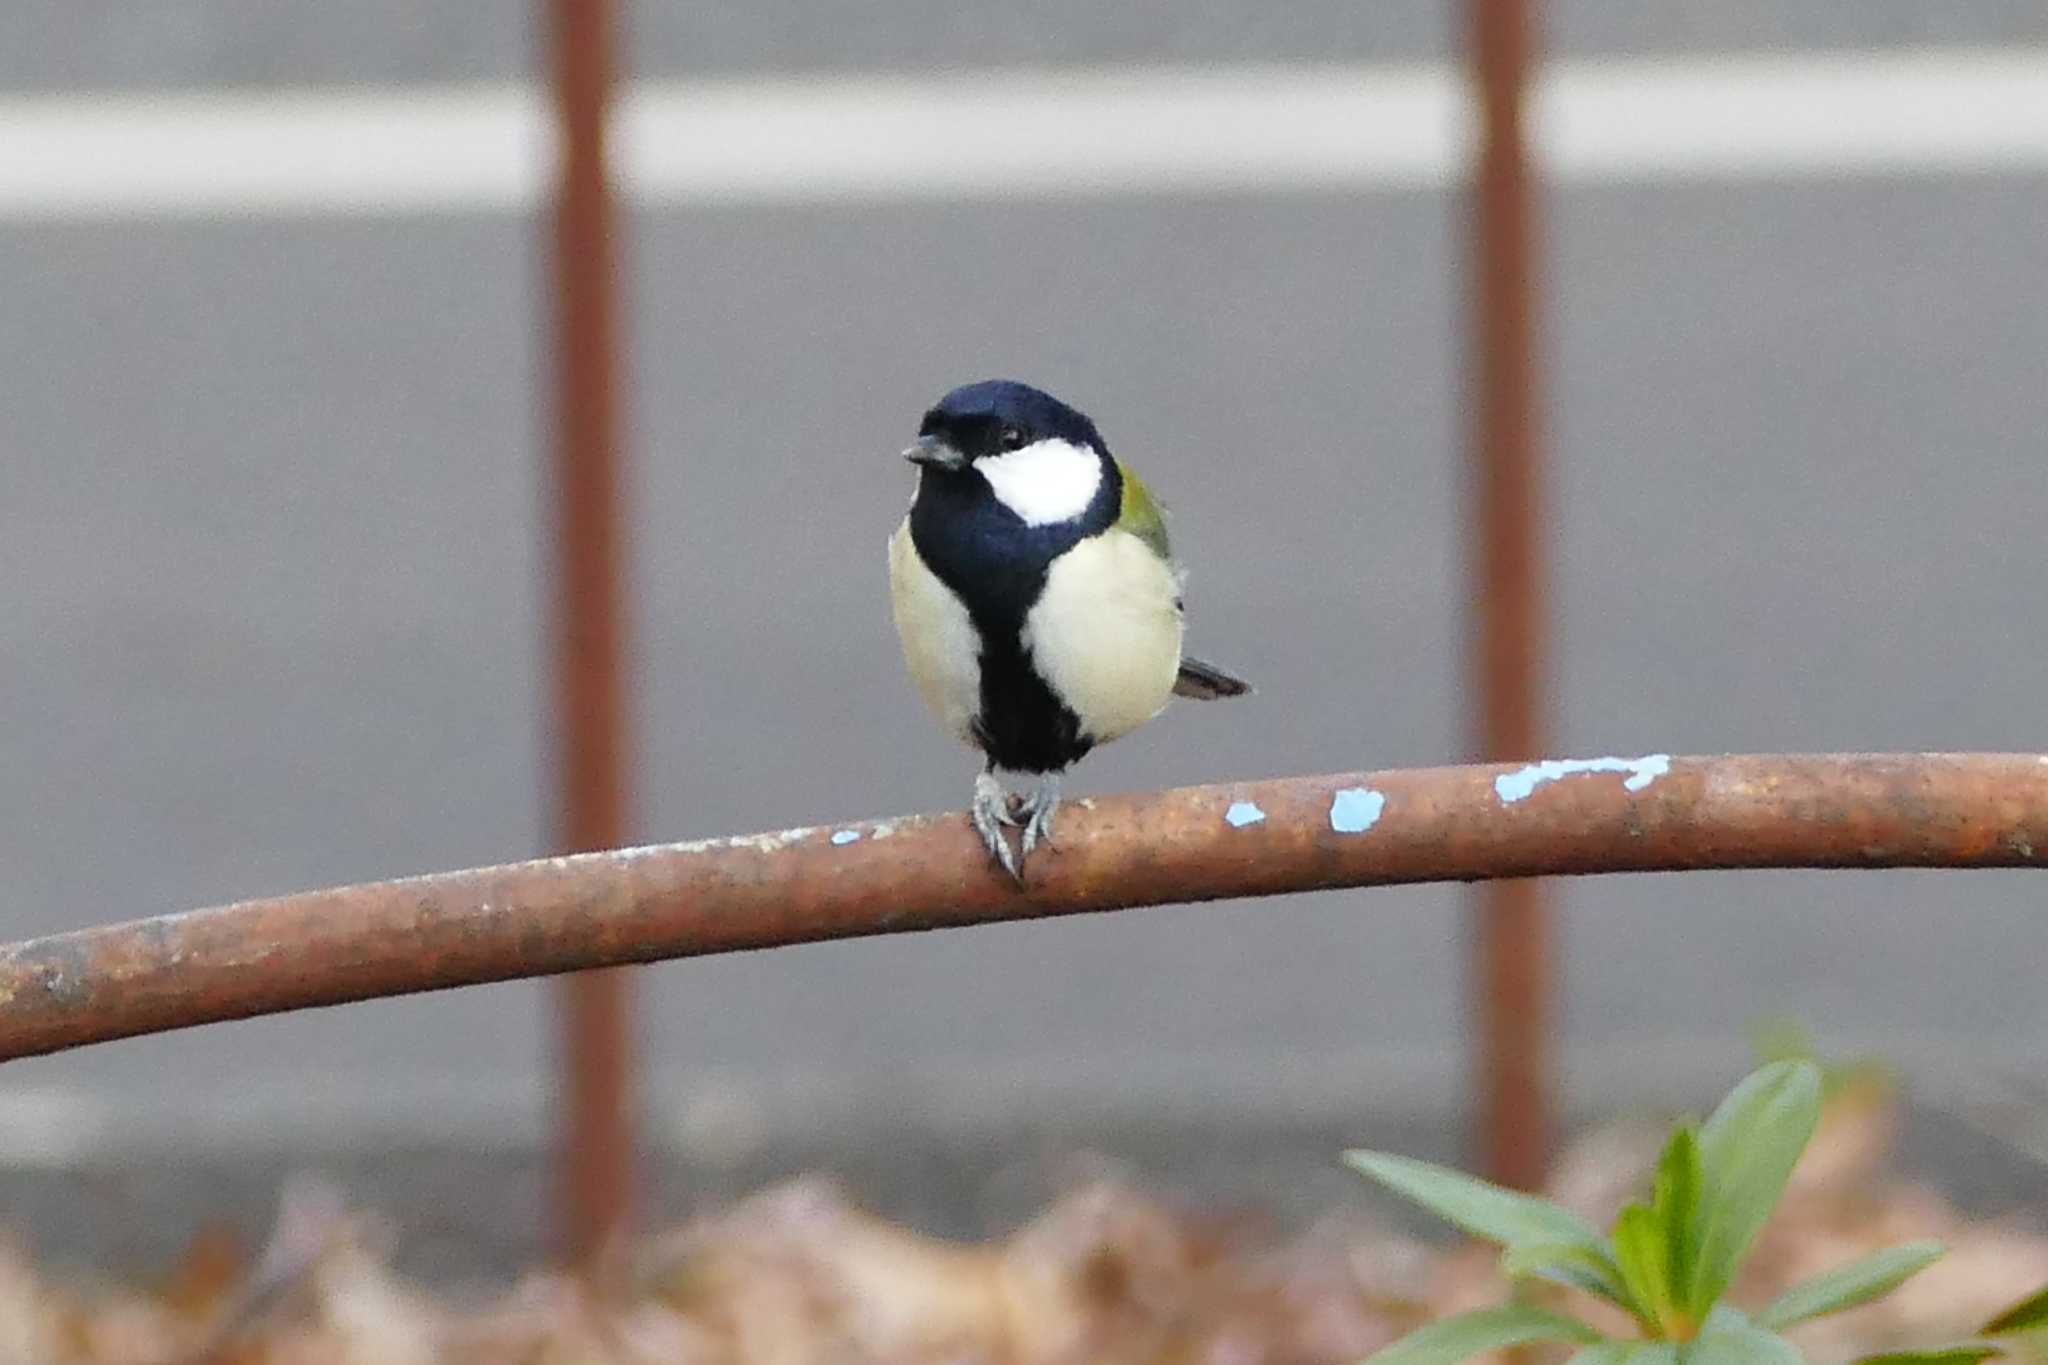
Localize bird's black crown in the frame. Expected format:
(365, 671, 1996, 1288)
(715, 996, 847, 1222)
(918, 379, 1108, 461)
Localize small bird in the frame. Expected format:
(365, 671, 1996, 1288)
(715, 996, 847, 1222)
(888, 379, 1250, 879)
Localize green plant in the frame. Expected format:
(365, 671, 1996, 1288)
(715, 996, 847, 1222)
(1344, 1060, 1975, 1364)
(1749, 1017, 1896, 1103)
(1832, 1281, 2048, 1363)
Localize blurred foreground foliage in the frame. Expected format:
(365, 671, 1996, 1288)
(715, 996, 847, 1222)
(4, 1066, 2045, 1365)
(1347, 1060, 2044, 1363)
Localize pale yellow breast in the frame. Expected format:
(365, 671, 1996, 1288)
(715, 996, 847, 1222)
(1023, 527, 1185, 745)
(887, 519, 982, 746)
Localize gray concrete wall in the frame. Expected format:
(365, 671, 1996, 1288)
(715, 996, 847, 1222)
(3, 7, 2046, 1177)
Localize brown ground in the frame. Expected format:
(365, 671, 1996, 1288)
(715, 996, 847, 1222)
(7, 1077, 2046, 1365)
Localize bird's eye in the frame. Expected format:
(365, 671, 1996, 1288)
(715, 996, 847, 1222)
(998, 425, 1028, 450)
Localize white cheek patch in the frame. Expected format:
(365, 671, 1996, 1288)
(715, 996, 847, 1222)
(977, 438, 1103, 526)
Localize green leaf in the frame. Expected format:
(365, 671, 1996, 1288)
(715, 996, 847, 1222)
(1757, 1240, 1947, 1330)
(1686, 1317, 1805, 1364)
(1344, 1150, 1607, 1251)
(1982, 1283, 2048, 1335)
(1851, 1348, 2004, 1364)
(1361, 1306, 1602, 1365)
(1566, 1346, 1679, 1365)
(1750, 1017, 1820, 1067)
(1501, 1241, 1640, 1315)
(1613, 1203, 1676, 1332)
(1653, 1126, 1702, 1301)
(1563, 1347, 1634, 1365)
(1688, 1061, 1823, 1316)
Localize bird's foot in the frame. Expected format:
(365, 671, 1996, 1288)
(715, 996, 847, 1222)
(1017, 773, 1061, 859)
(972, 771, 1023, 881)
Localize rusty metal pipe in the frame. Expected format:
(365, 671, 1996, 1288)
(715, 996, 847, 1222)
(2, 754, 2043, 1065)
(1467, 0, 1550, 1189)
(547, 0, 634, 1264)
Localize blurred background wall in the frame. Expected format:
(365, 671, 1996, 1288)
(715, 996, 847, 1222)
(3, 1, 2046, 1264)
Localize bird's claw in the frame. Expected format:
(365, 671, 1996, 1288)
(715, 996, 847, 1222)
(970, 772, 1062, 881)
(972, 772, 1024, 881)
(1017, 774, 1061, 859)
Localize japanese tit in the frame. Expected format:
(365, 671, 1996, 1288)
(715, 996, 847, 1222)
(887, 379, 1250, 879)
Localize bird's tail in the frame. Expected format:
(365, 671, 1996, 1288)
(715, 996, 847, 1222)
(1173, 655, 1253, 700)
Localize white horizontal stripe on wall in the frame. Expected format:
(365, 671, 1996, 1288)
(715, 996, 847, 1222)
(0, 47, 2043, 219)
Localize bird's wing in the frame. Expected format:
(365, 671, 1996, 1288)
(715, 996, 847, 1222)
(1113, 458, 1172, 563)
(1113, 460, 1248, 699)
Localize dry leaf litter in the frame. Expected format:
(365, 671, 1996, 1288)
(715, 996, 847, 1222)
(3, 1074, 2042, 1365)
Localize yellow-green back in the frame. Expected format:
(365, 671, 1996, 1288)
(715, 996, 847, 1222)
(1114, 458, 1172, 561)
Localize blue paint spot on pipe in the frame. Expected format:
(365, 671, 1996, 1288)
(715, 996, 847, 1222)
(831, 829, 862, 845)
(1494, 753, 1672, 804)
(1224, 800, 1266, 828)
(1329, 787, 1387, 834)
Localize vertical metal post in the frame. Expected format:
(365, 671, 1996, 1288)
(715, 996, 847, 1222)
(548, 0, 635, 1262)
(1466, 0, 1552, 1190)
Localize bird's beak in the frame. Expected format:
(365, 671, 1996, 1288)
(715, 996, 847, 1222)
(903, 435, 965, 471)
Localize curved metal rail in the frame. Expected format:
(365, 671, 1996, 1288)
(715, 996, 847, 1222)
(2, 752, 2043, 1062)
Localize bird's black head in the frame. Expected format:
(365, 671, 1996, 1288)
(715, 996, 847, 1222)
(906, 379, 1108, 469)
(901, 378, 1126, 630)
